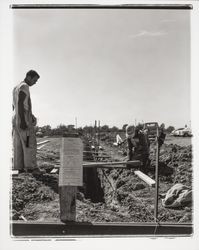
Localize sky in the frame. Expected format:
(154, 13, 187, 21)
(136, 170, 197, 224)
(12, 7, 191, 129)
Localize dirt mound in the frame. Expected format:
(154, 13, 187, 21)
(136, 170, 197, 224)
(12, 174, 56, 220)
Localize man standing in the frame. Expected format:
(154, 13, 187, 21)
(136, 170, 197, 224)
(12, 70, 40, 173)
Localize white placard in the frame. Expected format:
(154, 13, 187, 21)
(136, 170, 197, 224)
(59, 137, 83, 186)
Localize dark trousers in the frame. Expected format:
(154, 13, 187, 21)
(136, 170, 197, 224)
(127, 138, 149, 172)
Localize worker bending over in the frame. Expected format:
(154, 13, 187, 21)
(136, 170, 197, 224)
(12, 70, 40, 173)
(126, 123, 166, 172)
(126, 124, 150, 172)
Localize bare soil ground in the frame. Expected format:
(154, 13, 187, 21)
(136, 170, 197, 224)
(12, 135, 192, 223)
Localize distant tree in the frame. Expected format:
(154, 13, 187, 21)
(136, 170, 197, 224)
(110, 126, 119, 132)
(101, 125, 109, 132)
(166, 126, 175, 133)
(77, 127, 83, 134)
(55, 124, 67, 135)
(83, 126, 95, 135)
(41, 125, 52, 135)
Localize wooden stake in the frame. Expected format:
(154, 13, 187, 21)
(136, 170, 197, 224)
(134, 170, 155, 187)
(59, 186, 77, 222)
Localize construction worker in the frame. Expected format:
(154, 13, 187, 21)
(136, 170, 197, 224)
(158, 123, 166, 147)
(12, 70, 40, 173)
(126, 124, 150, 172)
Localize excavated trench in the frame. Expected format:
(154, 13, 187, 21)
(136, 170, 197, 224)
(80, 140, 105, 203)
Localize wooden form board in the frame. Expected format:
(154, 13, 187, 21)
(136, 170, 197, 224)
(50, 168, 58, 174)
(83, 160, 141, 168)
(12, 170, 19, 175)
(12, 221, 193, 236)
(50, 160, 141, 173)
(37, 144, 47, 150)
(59, 136, 83, 222)
(37, 140, 50, 146)
(59, 137, 83, 186)
(134, 170, 155, 187)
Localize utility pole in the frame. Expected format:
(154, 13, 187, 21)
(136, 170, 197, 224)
(75, 117, 77, 129)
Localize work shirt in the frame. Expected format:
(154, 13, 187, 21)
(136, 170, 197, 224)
(13, 81, 32, 128)
(134, 130, 150, 155)
(128, 129, 150, 155)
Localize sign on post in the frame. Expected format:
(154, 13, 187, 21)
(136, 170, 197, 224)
(59, 135, 83, 222)
(59, 137, 83, 186)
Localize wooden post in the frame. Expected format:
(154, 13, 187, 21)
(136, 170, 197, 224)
(98, 120, 100, 146)
(59, 186, 77, 222)
(59, 133, 83, 222)
(154, 126, 160, 222)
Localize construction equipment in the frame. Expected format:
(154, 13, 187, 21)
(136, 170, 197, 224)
(144, 122, 159, 142)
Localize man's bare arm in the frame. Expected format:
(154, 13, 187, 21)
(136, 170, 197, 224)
(18, 91, 28, 130)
